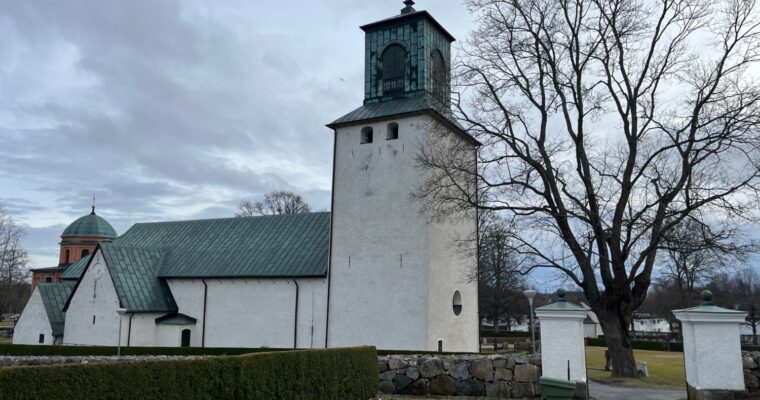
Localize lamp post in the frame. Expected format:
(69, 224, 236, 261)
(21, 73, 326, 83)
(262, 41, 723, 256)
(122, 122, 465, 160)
(524, 289, 537, 353)
(116, 308, 127, 356)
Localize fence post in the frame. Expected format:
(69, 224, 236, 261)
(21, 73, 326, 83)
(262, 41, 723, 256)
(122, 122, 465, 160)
(535, 289, 588, 398)
(673, 290, 747, 399)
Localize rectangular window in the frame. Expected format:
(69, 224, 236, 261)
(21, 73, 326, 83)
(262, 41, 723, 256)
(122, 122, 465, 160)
(38, 334, 44, 344)
(45, 277, 52, 283)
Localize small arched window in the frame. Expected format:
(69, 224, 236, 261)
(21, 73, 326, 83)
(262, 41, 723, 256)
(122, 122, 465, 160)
(181, 329, 191, 347)
(361, 127, 374, 144)
(382, 44, 406, 97)
(81, 249, 90, 258)
(64, 249, 70, 264)
(387, 122, 399, 140)
(431, 50, 447, 102)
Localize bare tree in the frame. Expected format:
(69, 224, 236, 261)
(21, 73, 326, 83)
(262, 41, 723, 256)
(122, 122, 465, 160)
(0, 208, 30, 314)
(474, 215, 531, 334)
(420, 0, 760, 376)
(236, 191, 311, 217)
(659, 216, 754, 307)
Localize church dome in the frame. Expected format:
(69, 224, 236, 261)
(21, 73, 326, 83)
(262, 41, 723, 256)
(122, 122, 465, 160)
(61, 208, 117, 239)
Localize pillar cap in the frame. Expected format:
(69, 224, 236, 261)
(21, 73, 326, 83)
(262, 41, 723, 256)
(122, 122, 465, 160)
(673, 291, 747, 322)
(535, 289, 588, 319)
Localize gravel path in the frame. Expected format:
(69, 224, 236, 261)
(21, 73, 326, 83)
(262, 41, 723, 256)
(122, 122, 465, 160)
(589, 381, 686, 400)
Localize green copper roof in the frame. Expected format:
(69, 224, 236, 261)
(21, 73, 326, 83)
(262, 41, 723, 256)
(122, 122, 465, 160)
(115, 212, 331, 278)
(61, 210, 117, 238)
(61, 255, 90, 281)
(673, 304, 747, 314)
(327, 95, 480, 146)
(38, 282, 75, 336)
(535, 290, 587, 312)
(100, 244, 176, 313)
(536, 301, 587, 312)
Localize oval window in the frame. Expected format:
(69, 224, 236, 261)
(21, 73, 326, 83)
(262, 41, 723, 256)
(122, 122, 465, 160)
(452, 290, 462, 316)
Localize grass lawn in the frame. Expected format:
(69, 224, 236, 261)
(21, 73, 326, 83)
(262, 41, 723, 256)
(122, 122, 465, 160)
(586, 346, 685, 389)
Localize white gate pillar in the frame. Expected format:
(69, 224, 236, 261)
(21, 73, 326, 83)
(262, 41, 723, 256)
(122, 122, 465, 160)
(535, 289, 588, 383)
(674, 290, 747, 400)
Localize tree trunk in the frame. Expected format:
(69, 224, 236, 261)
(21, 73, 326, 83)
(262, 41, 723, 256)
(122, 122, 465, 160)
(596, 309, 638, 377)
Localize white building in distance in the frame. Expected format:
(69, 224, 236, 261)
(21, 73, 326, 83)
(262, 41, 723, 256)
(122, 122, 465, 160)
(14, 1, 480, 353)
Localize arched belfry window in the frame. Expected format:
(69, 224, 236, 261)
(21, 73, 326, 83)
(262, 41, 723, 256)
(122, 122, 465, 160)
(64, 249, 70, 264)
(81, 249, 90, 258)
(431, 50, 447, 102)
(387, 122, 399, 140)
(382, 44, 406, 97)
(361, 127, 374, 144)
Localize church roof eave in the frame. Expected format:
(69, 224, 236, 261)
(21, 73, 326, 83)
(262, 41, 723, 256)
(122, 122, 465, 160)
(327, 101, 481, 147)
(360, 10, 456, 42)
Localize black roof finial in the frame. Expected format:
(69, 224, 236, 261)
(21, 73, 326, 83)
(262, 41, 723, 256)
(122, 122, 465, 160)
(91, 194, 96, 215)
(701, 290, 714, 306)
(401, 0, 416, 14)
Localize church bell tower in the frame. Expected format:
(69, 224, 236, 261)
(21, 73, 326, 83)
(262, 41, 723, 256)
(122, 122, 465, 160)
(326, 1, 479, 352)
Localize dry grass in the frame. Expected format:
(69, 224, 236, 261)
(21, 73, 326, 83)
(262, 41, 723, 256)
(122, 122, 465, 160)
(585, 346, 685, 389)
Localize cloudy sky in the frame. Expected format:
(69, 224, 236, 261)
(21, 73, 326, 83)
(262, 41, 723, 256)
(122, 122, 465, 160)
(0, 0, 476, 268)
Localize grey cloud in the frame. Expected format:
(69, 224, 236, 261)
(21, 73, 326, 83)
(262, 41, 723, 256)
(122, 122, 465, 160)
(0, 0, 471, 267)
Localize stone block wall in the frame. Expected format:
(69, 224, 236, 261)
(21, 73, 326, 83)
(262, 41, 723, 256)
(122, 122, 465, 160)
(377, 354, 542, 398)
(742, 352, 760, 396)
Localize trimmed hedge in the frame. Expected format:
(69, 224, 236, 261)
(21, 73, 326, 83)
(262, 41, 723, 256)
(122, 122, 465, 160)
(0, 343, 293, 357)
(0, 346, 378, 400)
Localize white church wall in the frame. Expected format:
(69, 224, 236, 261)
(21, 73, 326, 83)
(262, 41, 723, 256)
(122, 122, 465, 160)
(166, 279, 205, 347)
(199, 278, 325, 348)
(120, 313, 173, 347)
(63, 251, 121, 346)
(425, 125, 480, 353)
(427, 210, 479, 352)
(12, 289, 54, 345)
(329, 115, 434, 351)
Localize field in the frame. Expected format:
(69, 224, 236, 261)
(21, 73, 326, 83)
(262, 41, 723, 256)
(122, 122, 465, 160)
(586, 346, 685, 388)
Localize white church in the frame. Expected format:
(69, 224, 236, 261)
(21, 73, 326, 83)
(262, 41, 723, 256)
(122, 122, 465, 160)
(13, 1, 480, 352)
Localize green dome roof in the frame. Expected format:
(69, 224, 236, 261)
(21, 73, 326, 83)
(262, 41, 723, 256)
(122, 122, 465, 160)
(61, 209, 117, 238)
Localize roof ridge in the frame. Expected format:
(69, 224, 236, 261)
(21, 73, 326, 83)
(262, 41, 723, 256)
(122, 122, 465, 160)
(129, 211, 331, 226)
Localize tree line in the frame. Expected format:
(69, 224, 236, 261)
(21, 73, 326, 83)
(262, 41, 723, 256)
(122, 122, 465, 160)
(0, 207, 30, 315)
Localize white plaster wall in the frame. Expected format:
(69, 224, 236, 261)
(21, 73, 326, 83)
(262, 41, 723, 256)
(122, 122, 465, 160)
(120, 313, 177, 347)
(425, 127, 479, 353)
(538, 315, 587, 382)
(684, 321, 745, 390)
(166, 279, 205, 347)
(201, 278, 326, 348)
(328, 116, 432, 351)
(12, 289, 54, 345)
(63, 251, 122, 346)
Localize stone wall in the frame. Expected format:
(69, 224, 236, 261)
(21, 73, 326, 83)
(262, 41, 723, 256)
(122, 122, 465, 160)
(0, 355, 205, 367)
(378, 354, 542, 398)
(742, 352, 760, 396)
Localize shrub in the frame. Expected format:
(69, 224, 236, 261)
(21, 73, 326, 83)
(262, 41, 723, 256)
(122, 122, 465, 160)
(0, 346, 377, 400)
